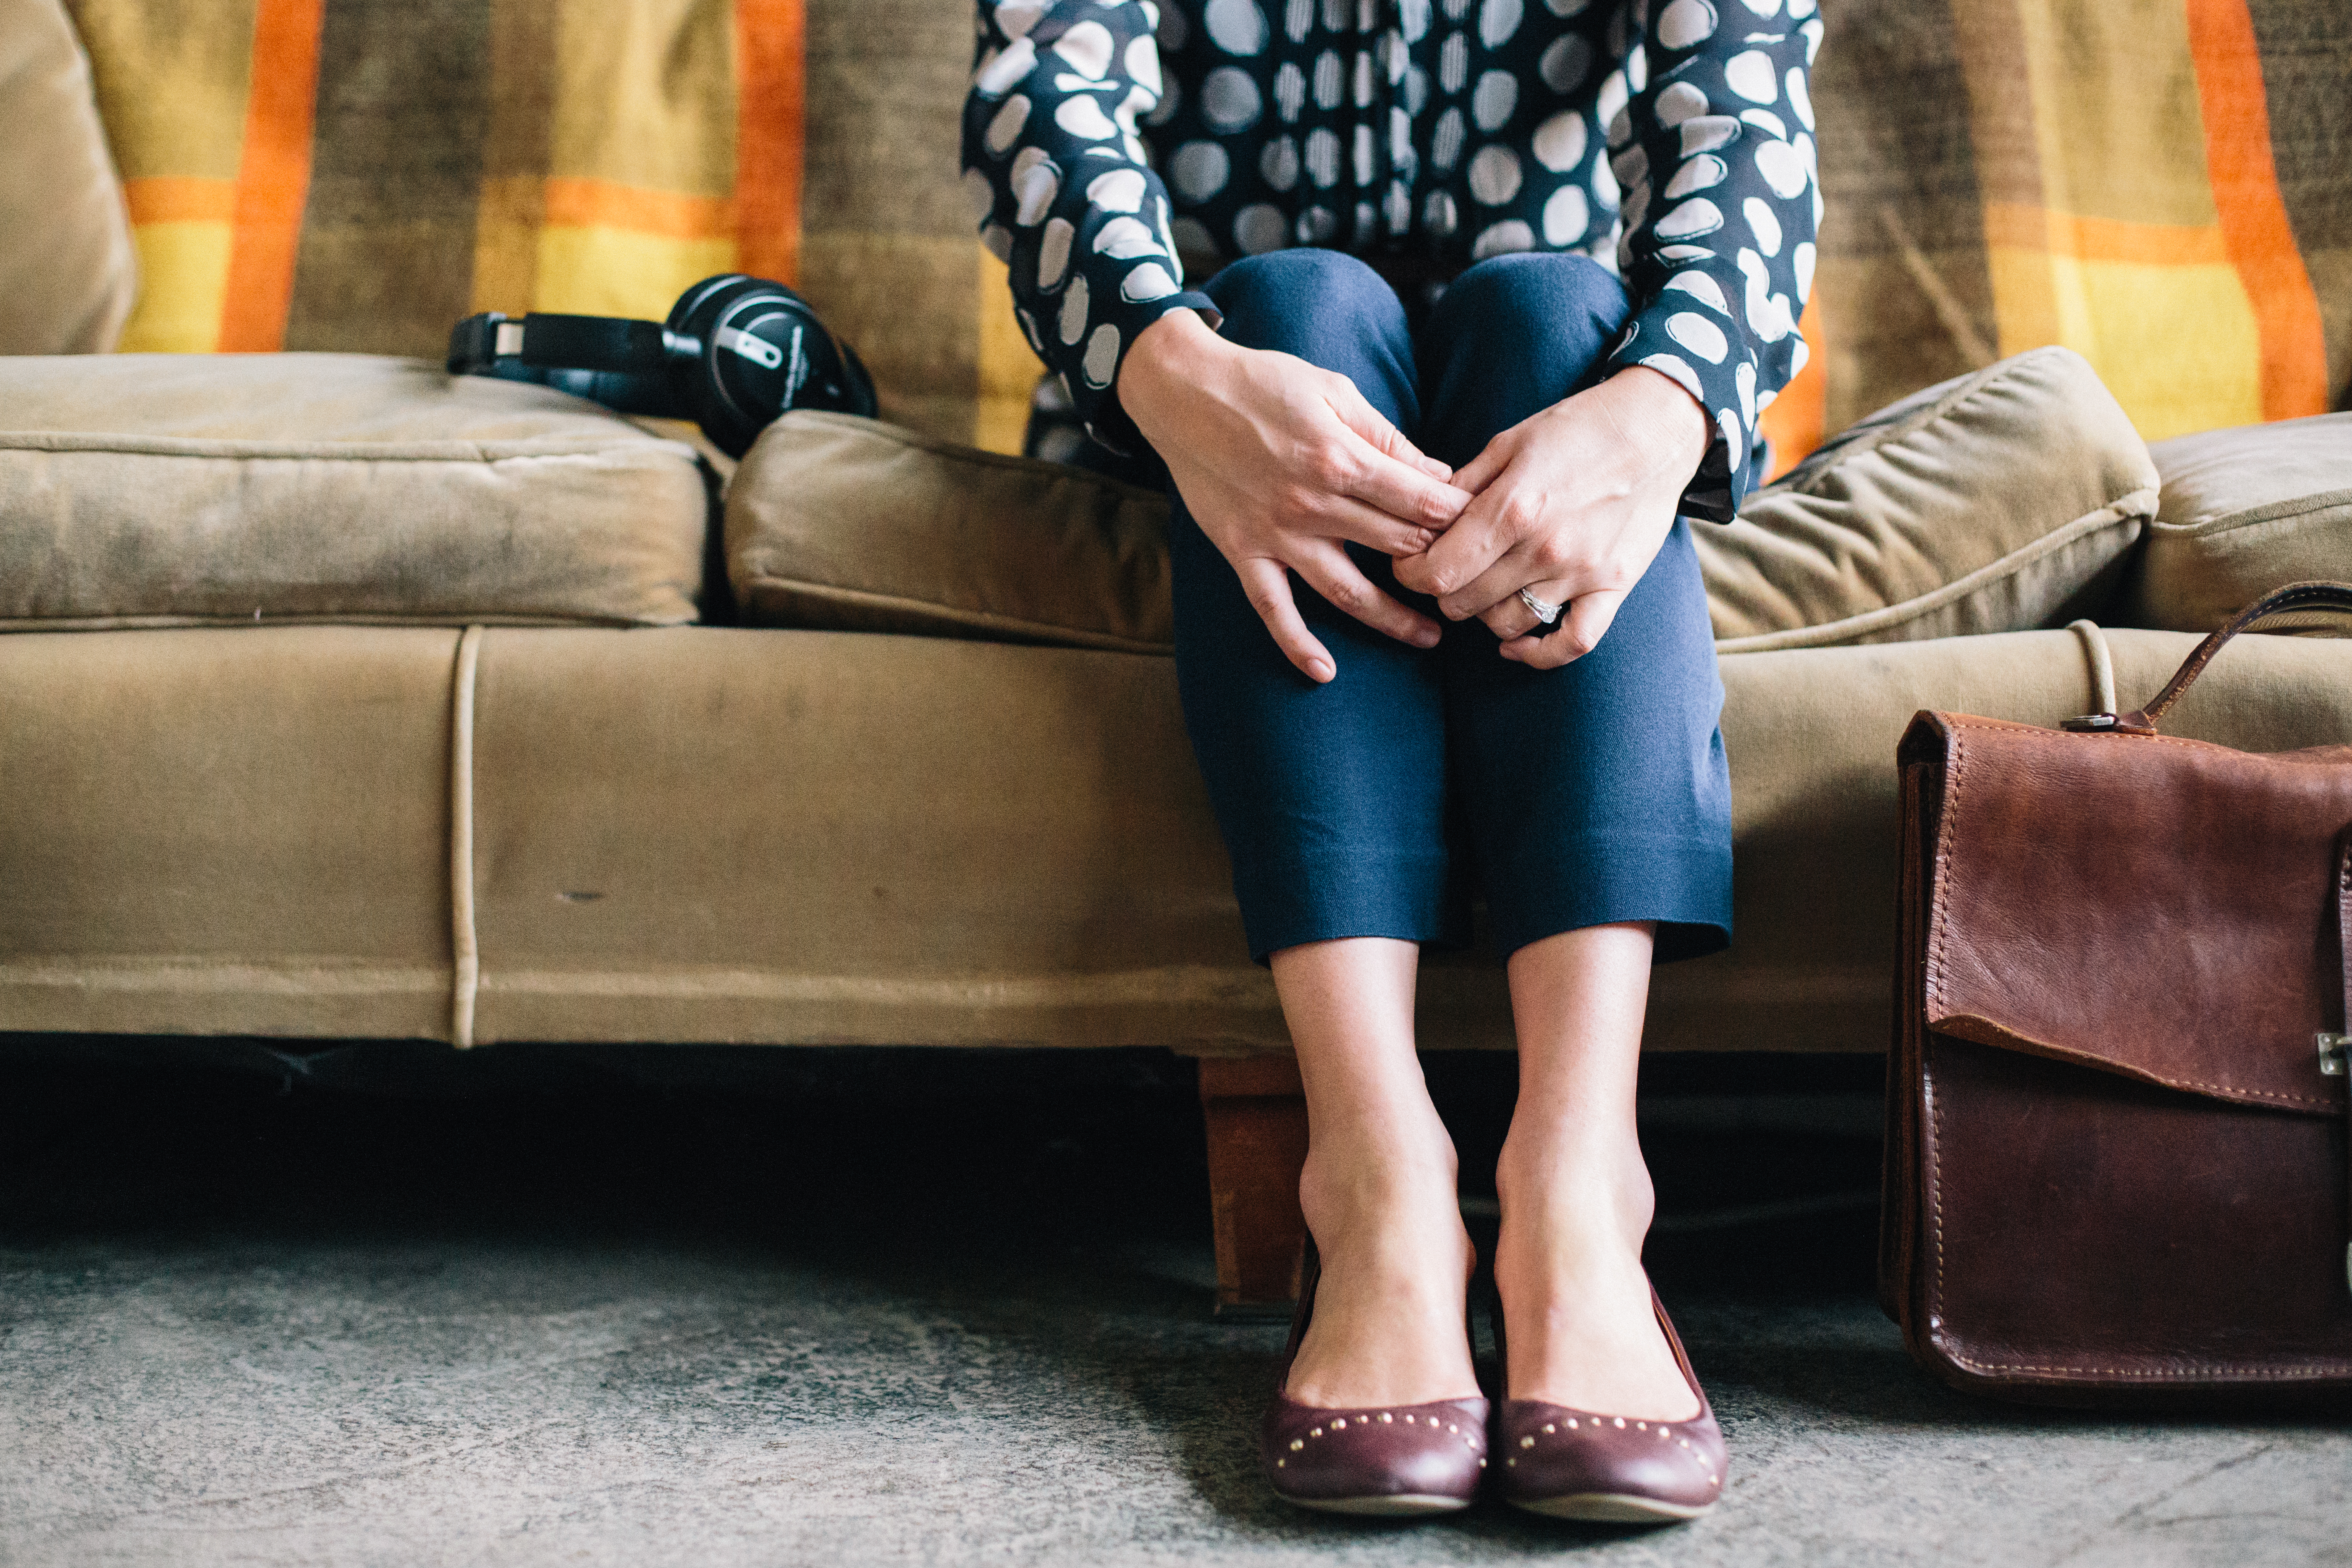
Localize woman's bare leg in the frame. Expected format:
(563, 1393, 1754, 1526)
(1492, 921, 1700, 1419)
(1272, 936, 1481, 1409)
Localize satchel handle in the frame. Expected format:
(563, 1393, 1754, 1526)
(2063, 581, 2352, 736)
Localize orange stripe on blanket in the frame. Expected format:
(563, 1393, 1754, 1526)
(217, 0, 324, 352)
(121, 178, 239, 225)
(734, 0, 805, 284)
(541, 178, 735, 240)
(1981, 204, 2231, 265)
(2184, 0, 2328, 422)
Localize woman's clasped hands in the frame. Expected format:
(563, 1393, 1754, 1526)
(1119, 308, 1470, 683)
(1120, 309, 1712, 681)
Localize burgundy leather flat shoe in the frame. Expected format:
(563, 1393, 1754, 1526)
(1492, 1287, 1727, 1523)
(1260, 1242, 1489, 1516)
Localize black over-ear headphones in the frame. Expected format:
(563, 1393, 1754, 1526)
(447, 274, 876, 458)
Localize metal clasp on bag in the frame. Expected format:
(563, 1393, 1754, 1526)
(2321, 1033, 2350, 1076)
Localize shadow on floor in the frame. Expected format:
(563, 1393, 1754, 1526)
(0, 1037, 1891, 1516)
(8, 1038, 2344, 1568)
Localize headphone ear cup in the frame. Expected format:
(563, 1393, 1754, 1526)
(662, 275, 768, 445)
(661, 273, 875, 457)
(834, 339, 878, 420)
(666, 274, 753, 337)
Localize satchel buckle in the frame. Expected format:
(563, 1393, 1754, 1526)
(2059, 711, 2161, 737)
(2320, 1033, 2350, 1076)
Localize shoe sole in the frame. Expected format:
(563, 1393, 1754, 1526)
(1511, 1493, 1713, 1524)
(1283, 1493, 1474, 1518)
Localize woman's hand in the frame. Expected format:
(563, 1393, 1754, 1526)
(1120, 310, 1473, 684)
(1392, 367, 1712, 669)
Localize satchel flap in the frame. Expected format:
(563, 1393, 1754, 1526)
(1911, 713, 2352, 1115)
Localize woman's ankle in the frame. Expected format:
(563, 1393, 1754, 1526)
(1283, 1120, 1480, 1408)
(1494, 1129, 1655, 1255)
(1300, 1140, 1470, 1269)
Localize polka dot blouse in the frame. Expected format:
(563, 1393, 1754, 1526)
(962, 0, 1822, 522)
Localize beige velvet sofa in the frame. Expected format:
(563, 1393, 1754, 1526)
(5, 338, 2349, 1306)
(9, 0, 2352, 1310)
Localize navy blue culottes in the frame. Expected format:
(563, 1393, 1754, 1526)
(1162, 249, 1732, 965)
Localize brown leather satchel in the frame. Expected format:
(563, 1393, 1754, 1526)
(1880, 580, 2352, 1406)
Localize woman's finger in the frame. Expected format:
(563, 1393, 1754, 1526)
(1391, 476, 1523, 600)
(1325, 377, 1454, 484)
(1434, 533, 1588, 621)
(1501, 588, 1625, 669)
(1478, 577, 1575, 640)
(1313, 494, 1445, 558)
(1328, 430, 1475, 532)
(1235, 556, 1337, 682)
(1315, 401, 1473, 531)
(1291, 540, 1444, 650)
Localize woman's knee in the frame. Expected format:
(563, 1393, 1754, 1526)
(1433, 252, 1631, 364)
(1203, 249, 1408, 358)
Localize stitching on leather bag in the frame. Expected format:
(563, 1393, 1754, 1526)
(1926, 729, 1964, 1017)
(2137, 1079, 2331, 1107)
(1925, 728, 1964, 1346)
(1927, 1067, 1947, 1350)
(1950, 1359, 2352, 1377)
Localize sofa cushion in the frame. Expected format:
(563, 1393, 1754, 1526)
(732, 351, 2156, 656)
(728, 412, 1172, 653)
(0, 353, 712, 628)
(2124, 413, 2352, 632)
(0, 0, 136, 355)
(12, 620, 2352, 1054)
(1699, 346, 2159, 653)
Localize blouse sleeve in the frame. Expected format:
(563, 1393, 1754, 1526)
(1599, 0, 1823, 522)
(962, 0, 1219, 455)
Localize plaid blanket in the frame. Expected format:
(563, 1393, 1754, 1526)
(68, 0, 801, 357)
(66, 0, 2351, 463)
(1799, 0, 2349, 460)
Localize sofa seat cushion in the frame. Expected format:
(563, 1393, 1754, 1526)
(729, 349, 2158, 657)
(729, 412, 1172, 652)
(10, 621, 2352, 1054)
(0, 353, 713, 628)
(2125, 413, 2352, 633)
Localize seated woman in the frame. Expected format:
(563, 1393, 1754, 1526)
(964, 0, 1817, 1523)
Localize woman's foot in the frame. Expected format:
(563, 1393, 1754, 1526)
(1491, 1133, 1699, 1421)
(1281, 1123, 1481, 1411)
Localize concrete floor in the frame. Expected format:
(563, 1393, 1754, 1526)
(1, 1041, 2345, 1567)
